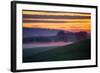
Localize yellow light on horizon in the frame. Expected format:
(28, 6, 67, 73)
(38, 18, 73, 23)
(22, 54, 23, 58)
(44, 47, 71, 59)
(22, 10, 91, 32)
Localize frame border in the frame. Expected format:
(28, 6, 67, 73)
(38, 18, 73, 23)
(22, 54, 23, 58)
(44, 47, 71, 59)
(11, 1, 98, 72)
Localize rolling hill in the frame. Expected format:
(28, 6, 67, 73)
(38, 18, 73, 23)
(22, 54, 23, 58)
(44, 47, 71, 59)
(23, 39, 91, 63)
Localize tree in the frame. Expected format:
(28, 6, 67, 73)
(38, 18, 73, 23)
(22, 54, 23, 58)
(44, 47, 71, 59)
(57, 31, 67, 42)
(76, 31, 87, 40)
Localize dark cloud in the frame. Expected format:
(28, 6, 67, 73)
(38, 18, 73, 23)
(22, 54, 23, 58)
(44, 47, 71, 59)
(23, 20, 66, 23)
(23, 20, 90, 23)
(23, 14, 90, 19)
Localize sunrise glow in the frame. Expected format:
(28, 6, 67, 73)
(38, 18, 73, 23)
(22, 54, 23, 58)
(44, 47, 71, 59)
(22, 10, 91, 32)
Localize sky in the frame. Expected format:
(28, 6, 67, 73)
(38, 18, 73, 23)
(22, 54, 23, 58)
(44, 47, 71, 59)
(22, 10, 91, 32)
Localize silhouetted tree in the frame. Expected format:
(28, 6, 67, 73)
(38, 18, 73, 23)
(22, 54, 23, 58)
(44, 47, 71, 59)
(57, 31, 67, 42)
(76, 31, 87, 40)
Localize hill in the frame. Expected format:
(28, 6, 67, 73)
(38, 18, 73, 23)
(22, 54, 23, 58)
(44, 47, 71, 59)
(23, 39, 91, 62)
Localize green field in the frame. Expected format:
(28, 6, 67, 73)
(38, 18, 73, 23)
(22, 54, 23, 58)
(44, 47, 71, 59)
(23, 39, 91, 63)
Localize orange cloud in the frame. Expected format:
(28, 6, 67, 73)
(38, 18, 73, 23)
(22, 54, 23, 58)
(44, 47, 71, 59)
(23, 23, 90, 32)
(22, 10, 91, 32)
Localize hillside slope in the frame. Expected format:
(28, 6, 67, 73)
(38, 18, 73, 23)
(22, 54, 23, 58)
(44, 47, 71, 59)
(23, 39, 91, 62)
